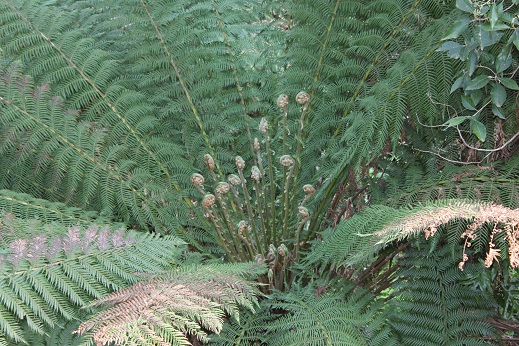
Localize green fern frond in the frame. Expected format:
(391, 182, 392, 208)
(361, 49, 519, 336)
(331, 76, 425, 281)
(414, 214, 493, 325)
(263, 285, 374, 345)
(0, 0, 195, 189)
(363, 303, 399, 346)
(283, 0, 457, 228)
(386, 157, 519, 209)
(208, 309, 267, 346)
(0, 63, 206, 247)
(308, 200, 519, 271)
(388, 243, 496, 345)
(77, 262, 264, 346)
(20, 318, 86, 346)
(0, 190, 108, 228)
(212, 283, 391, 346)
(70, 0, 271, 164)
(0, 219, 185, 344)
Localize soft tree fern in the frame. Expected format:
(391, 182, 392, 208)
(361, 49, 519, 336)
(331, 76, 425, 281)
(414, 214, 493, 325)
(0, 0, 517, 344)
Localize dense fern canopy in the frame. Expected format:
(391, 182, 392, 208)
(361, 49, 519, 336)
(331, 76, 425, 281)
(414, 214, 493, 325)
(0, 0, 517, 344)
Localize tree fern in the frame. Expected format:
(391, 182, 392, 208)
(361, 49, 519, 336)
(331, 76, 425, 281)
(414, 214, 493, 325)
(0, 0, 516, 344)
(0, 0, 280, 252)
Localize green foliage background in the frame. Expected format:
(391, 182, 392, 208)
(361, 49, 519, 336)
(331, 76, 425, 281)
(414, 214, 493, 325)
(0, 0, 517, 344)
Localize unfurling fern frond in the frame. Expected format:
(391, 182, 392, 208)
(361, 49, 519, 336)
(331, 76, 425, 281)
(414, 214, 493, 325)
(189, 95, 318, 290)
(77, 262, 265, 346)
(0, 214, 185, 344)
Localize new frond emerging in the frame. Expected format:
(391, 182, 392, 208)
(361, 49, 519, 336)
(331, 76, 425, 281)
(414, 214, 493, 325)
(190, 93, 317, 290)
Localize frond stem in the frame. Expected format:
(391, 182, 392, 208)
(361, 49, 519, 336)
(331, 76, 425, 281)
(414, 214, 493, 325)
(211, 0, 255, 162)
(281, 164, 295, 241)
(289, 102, 309, 217)
(256, 146, 271, 244)
(253, 180, 268, 251)
(215, 192, 247, 261)
(237, 169, 264, 255)
(294, 216, 309, 263)
(436, 265, 450, 345)
(207, 209, 237, 261)
(282, 106, 289, 155)
(264, 133, 277, 244)
(311, 0, 340, 88)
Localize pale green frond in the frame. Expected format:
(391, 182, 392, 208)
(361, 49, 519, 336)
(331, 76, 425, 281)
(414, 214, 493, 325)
(308, 200, 519, 270)
(77, 262, 265, 346)
(0, 190, 108, 229)
(0, 215, 185, 344)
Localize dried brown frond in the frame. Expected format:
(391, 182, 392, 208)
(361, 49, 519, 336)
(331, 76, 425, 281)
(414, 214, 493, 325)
(76, 266, 260, 346)
(485, 247, 501, 268)
(506, 224, 519, 268)
(483, 226, 502, 268)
